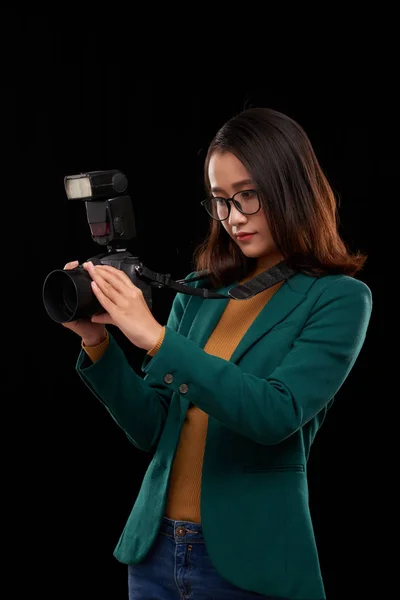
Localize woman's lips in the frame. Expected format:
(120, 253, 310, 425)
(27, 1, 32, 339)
(236, 233, 255, 241)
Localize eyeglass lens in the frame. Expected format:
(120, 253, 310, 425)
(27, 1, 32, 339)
(203, 190, 260, 220)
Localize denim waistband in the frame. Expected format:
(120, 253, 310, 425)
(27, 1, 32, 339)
(160, 516, 204, 542)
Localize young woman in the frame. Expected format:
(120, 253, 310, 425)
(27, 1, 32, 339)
(62, 107, 372, 599)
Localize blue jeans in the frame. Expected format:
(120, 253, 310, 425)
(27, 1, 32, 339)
(127, 516, 279, 599)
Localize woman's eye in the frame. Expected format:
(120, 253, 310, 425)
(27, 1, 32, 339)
(239, 190, 255, 199)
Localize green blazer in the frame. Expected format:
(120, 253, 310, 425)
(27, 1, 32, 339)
(76, 270, 372, 600)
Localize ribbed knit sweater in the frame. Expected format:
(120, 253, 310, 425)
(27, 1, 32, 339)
(82, 268, 283, 523)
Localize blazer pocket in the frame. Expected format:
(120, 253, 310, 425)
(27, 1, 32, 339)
(244, 464, 305, 473)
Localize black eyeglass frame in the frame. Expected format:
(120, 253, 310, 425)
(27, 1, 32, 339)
(200, 189, 261, 221)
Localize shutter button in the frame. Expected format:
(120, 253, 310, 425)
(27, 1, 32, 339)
(176, 526, 186, 537)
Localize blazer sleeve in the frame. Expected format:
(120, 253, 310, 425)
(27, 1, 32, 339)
(141, 277, 373, 445)
(75, 274, 195, 452)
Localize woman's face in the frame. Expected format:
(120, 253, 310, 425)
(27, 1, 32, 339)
(208, 151, 283, 270)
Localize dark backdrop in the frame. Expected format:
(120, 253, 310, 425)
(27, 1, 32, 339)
(18, 43, 390, 600)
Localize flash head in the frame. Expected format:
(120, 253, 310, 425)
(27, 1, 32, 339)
(63, 169, 136, 247)
(64, 169, 128, 201)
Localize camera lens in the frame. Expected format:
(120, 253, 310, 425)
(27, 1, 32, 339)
(42, 267, 101, 323)
(62, 279, 78, 315)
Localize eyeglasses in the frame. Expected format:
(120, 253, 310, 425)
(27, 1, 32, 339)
(201, 189, 261, 221)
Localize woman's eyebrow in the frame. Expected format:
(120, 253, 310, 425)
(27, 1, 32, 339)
(210, 178, 254, 194)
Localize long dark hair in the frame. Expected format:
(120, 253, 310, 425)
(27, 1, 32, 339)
(194, 107, 367, 288)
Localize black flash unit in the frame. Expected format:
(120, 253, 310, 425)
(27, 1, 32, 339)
(64, 169, 136, 247)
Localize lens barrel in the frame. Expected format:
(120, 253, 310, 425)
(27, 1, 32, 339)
(42, 267, 102, 323)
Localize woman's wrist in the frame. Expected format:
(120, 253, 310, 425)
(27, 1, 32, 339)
(82, 330, 107, 347)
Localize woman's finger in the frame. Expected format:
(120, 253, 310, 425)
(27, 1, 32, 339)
(90, 310, 114, 324)
(85, 263, 135, 295)
(91, 280, 116, 313)
(89, 264, 133, 286)
(87, 268, 123, 306)
(64, 260, 79, 270)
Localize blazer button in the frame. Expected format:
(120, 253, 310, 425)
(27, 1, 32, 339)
(164, 374, 174, 384)
(179, 384, 189, 394)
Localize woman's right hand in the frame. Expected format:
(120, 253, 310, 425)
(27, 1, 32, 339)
(61, 260, 107, 346)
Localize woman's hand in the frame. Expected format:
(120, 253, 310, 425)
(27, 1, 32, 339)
(61, 260, 108, 346)
(84, 261, 164, 352)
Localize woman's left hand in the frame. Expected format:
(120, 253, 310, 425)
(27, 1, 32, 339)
(84, 261, 164, 351)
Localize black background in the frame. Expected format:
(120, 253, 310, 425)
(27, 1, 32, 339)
(13, 30, 392, 600)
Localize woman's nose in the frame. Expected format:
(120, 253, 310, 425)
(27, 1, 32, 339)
(228, 204, 248, 226)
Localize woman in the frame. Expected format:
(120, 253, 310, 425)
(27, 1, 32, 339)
(63, 107, 372, 599)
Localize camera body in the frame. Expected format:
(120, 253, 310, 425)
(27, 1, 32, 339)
(81, 250, 152, 308)
(42, 170, 152, 324)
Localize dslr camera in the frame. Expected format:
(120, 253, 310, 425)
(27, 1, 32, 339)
(42, 169, 155, 324)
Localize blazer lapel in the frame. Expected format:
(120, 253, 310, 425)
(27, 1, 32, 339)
(229, 272, 317, 364)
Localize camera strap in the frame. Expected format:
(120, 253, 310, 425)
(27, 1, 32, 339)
(136, 260, 296, 300)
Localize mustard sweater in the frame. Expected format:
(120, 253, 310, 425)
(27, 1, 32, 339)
(83, 270, 283, 523)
